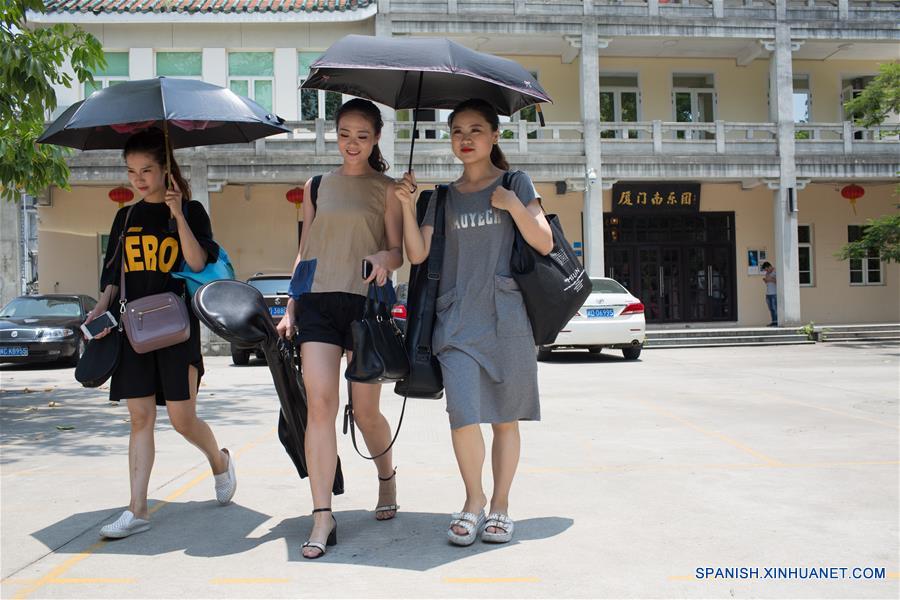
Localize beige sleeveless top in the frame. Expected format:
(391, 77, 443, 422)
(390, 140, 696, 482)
(303, 171, 392, 297)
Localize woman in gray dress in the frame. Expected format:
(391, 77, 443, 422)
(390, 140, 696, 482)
(395, 99, 552, 545)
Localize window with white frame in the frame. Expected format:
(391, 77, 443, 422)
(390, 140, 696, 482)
(84, 51, 129, 98)
(672, 73, 716, 140)
(156, 52, 202, 79)
(847, 225, 883, 285)
(798, 224, 814, 286)
(298, 52, 341, 121)
(600, 74, 640, 139)
(793, 75, 811, 140)
(229, 52, 274, 112)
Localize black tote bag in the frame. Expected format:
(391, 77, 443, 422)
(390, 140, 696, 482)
(504, 172, 591, 346)
(394, 186, 448, 399)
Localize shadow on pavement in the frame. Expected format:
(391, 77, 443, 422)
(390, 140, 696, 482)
(539, 351, 640, 364)
(32, 506, 573, 568)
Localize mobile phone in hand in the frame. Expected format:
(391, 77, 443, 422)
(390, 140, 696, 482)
(80, 311, 117, 340)
(362, 259, 374, 280)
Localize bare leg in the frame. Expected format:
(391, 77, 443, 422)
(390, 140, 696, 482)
(165, 365, 227, 475)
(126, 396, 157, 520)
(349, 372, 396, 519)
(449, 423, 487, 535)
(488, 421, 520, 532)
(300, 342, 343, 558)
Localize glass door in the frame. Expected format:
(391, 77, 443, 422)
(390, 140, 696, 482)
(673, 74, 716, 140)
(685, 246, 733, 321)
(638, 247, 682, 323)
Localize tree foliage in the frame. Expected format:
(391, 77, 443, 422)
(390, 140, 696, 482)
(0, 0, 104, 201)
(843, 61, 900, 129)
(837, 207, 900, 264)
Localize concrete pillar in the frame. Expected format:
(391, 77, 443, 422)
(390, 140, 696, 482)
(769, 24, 801, 326)
(0, 196, 22, 307)
(274, 48, 298, 121)
(375, 12, 397, 177)
(580, 22, 604, 277)
(202, 48, 227, 88)
(130, 48, 154, 80)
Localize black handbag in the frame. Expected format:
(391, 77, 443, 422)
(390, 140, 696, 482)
(393, 185, 448, 399)
(345, 283, 409, 384)
(504, 172, 592, 345)
(74, 327, 122, 388)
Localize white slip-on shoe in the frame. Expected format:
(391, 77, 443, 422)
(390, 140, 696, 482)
(99, 510, 150, 539)
(214, 448, 237, 505)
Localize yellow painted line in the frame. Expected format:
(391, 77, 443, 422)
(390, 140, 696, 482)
(0, 579, 36, 585)
(12, 428, 275, 600)
(51, 578, 135, 584)
(639, 399, 783, 466)
(522, 459, 900, 475)
(443, 577, 540, 584)
(210, 578, 291, 584)
(779, 397, 900, 430)
(887, 572, 900, 579)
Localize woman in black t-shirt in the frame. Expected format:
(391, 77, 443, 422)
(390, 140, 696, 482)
(83, 128, 237, 539)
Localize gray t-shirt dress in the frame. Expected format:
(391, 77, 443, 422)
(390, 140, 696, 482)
(423, 171, 541, 429)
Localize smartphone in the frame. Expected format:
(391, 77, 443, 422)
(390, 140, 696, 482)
(362, 259, 373, 280)
(80, 311, 117, 340)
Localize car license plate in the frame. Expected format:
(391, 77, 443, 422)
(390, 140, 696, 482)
(269, 306, 286, 317)
(0, 346, 28, 357)
(586, 308, 615, 318)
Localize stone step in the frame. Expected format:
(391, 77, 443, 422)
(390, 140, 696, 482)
(819, 332, 900, 343)
(646, 327, 802, 340)
(645, 334, 811, 348)
(815, 324, 900, 334)
(645, 339, 815, 349)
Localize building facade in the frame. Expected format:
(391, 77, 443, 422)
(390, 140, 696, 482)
(24, 0, 900, 329)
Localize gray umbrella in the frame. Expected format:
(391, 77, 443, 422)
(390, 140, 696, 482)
(38, 77, 290, 150)
(301, 35, 552, 170)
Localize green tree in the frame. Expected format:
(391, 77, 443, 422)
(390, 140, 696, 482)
(838, 62, 900, 263)
(843, 62, 900, 129)
(0, 0, 104, 201)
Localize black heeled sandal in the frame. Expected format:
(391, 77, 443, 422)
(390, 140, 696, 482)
(375, 468, 399, 520)
(302, 508, 337, 559)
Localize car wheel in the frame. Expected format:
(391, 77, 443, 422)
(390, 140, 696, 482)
(536, 346, 552, 361)
(231, 348, 251, 366)
(588, 347, 603, 354)
(66, 337, 85, 367)
(622, 346, 642, 360)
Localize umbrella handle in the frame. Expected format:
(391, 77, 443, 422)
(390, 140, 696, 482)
(407, 72, 424, 174)
(163, 120, 178, 232)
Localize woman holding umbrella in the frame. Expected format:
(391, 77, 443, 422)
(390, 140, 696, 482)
(395, 99, 552, 545)
(276, 99, 404, 559)
(84, 128, 237, 538)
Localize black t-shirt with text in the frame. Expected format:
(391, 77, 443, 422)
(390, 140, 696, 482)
(101, 199, 219, 301)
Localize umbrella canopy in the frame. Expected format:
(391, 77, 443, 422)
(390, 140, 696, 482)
(301, 35, 552, 115)
(38, 77, 290, 150)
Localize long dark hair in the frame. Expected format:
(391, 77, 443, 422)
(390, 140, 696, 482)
(122, 127, 192, 201)
(335, 98, 389, 173)
(447, 99, 510, 171)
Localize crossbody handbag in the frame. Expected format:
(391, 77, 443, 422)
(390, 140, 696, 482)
(393, 185, 448, 399)
(503, 171, 591, 345)
(118, 205, 191, 354)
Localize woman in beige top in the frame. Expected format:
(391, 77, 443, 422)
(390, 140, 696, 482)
(276, 99, 403, 559)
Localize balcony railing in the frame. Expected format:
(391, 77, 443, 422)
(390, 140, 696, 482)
(388, 0, 898, 20)
(240, 119, 895, 158)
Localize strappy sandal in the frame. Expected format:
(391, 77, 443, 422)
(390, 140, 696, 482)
(301, 508, 337, 559)
(481, 512, 514, 544)
(447, 509, 486, 546)
(375, 468, 399, 521)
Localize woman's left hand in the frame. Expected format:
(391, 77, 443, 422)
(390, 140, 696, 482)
(164, 174, 184, 221)
(363, 254, 391, 286)
(490, 186, 518, 212)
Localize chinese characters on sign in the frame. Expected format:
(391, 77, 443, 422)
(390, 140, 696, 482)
(612, 183, 701, 214)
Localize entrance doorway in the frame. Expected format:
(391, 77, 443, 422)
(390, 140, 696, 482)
(604, 213, 736, 323)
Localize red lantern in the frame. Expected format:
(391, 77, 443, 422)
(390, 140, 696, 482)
(108, 186, 134, 208)
(286, 187, 304, 219)
(841, 184, 864, 215)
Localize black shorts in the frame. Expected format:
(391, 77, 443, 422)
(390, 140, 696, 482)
(109, 309, 205, 406)
(296, 292, 366, 351)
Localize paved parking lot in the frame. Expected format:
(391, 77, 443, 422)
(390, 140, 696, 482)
(1, 342, 898, 599)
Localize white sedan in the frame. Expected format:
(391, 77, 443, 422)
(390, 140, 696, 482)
(537, 277, 646, 361)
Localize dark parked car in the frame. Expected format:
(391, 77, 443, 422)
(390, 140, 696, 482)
(231, 273, 291, 365)
(0, 294, 97, 366)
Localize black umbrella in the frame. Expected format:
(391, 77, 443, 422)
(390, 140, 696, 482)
(192, 280, 344, 495)
(301, 35, 552, 170)
(38, 77, 290, 151)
